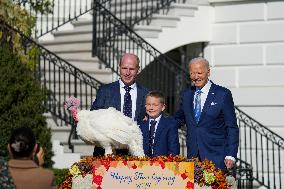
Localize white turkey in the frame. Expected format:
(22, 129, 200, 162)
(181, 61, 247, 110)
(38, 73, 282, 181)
(64, 96, 145, 157)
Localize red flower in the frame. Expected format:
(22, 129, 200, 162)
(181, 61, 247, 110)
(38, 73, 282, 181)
(168, 154, 173, 161)
(123, 160, 128, 166)
(97, 186, 102, 189)
(186, 181, 194, 189)
(181, 172, 187, 180)
(100, 160, 110, 171)
(132, 164, 137, 169)
(159, 161, 165, 169)
(93, 175, 103, 186)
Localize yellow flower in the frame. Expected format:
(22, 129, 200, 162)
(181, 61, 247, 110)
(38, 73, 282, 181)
(69, 165, 81, 176)
(203, 170, 216, 185)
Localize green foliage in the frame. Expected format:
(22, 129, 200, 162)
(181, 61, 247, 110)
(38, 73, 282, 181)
(0, 0, 53, 68)
(0, 0, 36, 35)
(24, 0, 53, 14)
(0, 43, 53, 167)
(0, 0, 53, 34)
(52, 168, 69, 186)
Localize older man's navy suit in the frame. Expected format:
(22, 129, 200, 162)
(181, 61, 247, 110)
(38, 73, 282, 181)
(175, 82, 239, 169)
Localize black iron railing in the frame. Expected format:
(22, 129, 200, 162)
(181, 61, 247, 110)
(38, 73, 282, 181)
(0, 19, 102, 152)
(13, 0, 93, 38)
(236, 107, 284, 189)
(93, 1, 190, 114)
(235, 158, 254, 189)
(98, 0, 179, 26)
(178, 127, 187, 157)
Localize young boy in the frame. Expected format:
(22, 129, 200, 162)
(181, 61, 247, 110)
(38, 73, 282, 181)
(140, 91, 180, 157)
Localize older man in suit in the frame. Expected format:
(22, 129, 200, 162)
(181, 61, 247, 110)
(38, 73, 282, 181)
(91, 53, 148, 156)
(175, 57, 239, 170)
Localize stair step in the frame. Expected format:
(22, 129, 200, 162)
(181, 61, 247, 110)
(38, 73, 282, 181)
(52, 140, 81, 169)
(108, 0, 146, 7)
(39, 56, 104, 71)
(39, 71, 101, 88)
(57, 52, 95, 59)
(42, 63, 108, 73)
(45, 113, 71, 127)
(41, 37, 92, 45)
(50, 126, 71, 142)
(251, 181, 261, 189)
(134, 25, 162, 38)
(251, 172, 284, 189)
(72, 19, 93, 26)
(70, 20, 93, 31)
(62, 139, 94, 156)
(53, 29, 92, 37)
(44, 41, 92, 52)
(109, 3, 145, 13)
(59, 58, 110, 71)
(167, 3, 197, 17)
(150, 14, 181, 27)
(41, 69, 111, 84)
(68, 61, 111, 73)
(108, 0, 144, 4)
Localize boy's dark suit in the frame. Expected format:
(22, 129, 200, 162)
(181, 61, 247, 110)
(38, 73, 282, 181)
(139, 115, 180, 157)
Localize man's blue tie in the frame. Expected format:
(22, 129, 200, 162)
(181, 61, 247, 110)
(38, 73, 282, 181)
(123, 86, 132, 118)
(194, 90, 202, 123)
(149, 120, 157, 156)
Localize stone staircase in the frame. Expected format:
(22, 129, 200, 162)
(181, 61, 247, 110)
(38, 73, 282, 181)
(40, 20, 113, 84)
(134, 3, 198, 38)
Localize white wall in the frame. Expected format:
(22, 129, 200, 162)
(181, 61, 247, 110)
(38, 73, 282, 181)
(204, 0, 284, 136)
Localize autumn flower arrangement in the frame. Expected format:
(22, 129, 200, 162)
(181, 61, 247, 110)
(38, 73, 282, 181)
(59, 155, 229, 189)
(192, 158, 229, 189)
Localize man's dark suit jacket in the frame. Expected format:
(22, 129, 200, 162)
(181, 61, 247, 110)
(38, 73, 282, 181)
(91, 81, 148, 123)
(91, 80, 148, 156)
(139, 115, 180, 157)
(175, 82, 239, 169)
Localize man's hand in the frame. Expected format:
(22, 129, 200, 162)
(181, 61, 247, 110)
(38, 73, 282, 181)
(224, 159, 235, 169)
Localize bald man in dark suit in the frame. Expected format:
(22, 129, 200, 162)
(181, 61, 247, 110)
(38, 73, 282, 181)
(91, 53, 148, 156)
